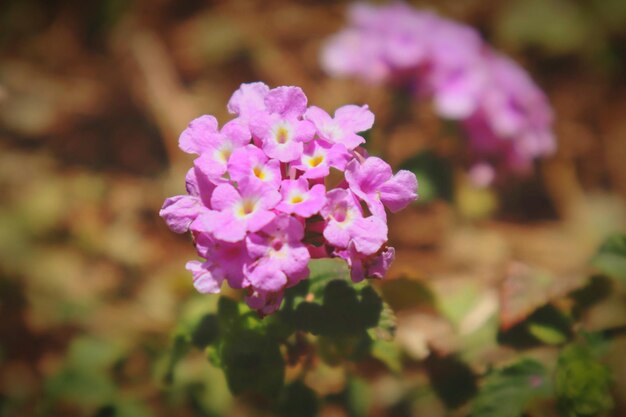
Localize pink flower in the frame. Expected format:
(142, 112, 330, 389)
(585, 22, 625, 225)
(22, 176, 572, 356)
(322, 3, 555, 179)
(160, 195, 207, 234)
(193, 234, 251, 289)
(186, 260, 223, 294)
(335, 244, 395, 283)
(194, 180, 280, 243)
(251, 115, 315, 162)
(245, 215, 310, 292)
(247, 86, 316, 162)
(161, 82, 418, 314)
(320, 189, 388, 255)
(292, 140, 352, 179)
(304, 105, 374, 150)
(276, 178, 326, 218)
(227, 82, 270, 122)
(345, 157, 418, 219)
(244, 289, 284, 316)
(179, 116, 251, 176)
(227, 145, 281, 189)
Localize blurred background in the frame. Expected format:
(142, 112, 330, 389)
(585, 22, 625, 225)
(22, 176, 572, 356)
(1, 0, 626, 416)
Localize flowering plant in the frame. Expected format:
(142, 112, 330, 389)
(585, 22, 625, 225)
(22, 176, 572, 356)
(160, 82, 417, 315)
(323, 2, 555, 184)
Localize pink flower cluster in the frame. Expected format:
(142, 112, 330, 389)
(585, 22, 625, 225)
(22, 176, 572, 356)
(160, 82, 418, 315)
(322, 2, 555, 184)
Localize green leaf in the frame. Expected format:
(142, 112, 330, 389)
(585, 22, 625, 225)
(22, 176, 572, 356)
(499, 304, 573, 349)
(191, 313, 219, 349)
(293, 280, 383, 336)
(398, 150, 453, 203)
(275, 381, 318, 417)
(210, 296, 286, 396)
(218, 326, 285, 397)
(46, 367, 116, 407)
(425, 354, 477, 409)
(555, 342, 614, 417)
(524, 305, 572, 346)
(307, 258, 351, 297)
(369, 338, 402, 373)
(591, 233, 626, 281)
(347, 377, 373, 417)
(472, 358, 551, 417)
(164, 333, 192, 385)
(527, 322, 567, 345)
(380, 278, 435, 312)
(110, 399, 155, 417)
(495, 0, 594, 55)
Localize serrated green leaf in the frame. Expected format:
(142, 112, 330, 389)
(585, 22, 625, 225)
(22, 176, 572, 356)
(472, 359, 551, 417)
(591, 233, 626, 281)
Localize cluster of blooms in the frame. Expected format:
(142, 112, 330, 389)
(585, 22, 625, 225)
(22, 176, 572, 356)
(160, 82, 418, 315)
(322, 2, 555, 185)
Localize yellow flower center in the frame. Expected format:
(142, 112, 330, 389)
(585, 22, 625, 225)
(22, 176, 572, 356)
(308, 155, 324, 167)
(276, 127, 289, 144)
(236, 199, 256, 217)
(290, 195, 304, 204)
(253, 166, 266, 180)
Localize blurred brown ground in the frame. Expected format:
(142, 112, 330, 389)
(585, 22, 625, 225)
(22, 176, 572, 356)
(1, 1, 625, 416)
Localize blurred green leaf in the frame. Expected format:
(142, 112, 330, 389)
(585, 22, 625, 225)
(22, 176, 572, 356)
(210, 296, 286, 396)
(472, 359, 552, 417)
(306, 258, 351, 297)
(191, 313, 219, 349)
(398, 150, 453, 203)
(499, 304, 572, 348)
(275, 381, 318, 417)
(347, 377, 372, 417)
(555, 341, 614, 417)
(369, 338, 402, 373)
(110, 399, 154, 417)
(293, 280, 383, 336)
(496, 0, 595, 55)
(164, 333, 192, 385)
(46, 368, 116, 407)
(380, 278, 435, 312)
(527, 322, 567, 345)
(591, 233, 626, 281)
(424, 354, 477, 409)
(569, 275, 613, 320)
(218, 326, 285, 397)
(45, 337, 123, 408)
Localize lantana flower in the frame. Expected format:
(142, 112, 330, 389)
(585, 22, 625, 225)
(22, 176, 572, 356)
(322, 2, 555, 183)
(160, 82, 418, 315)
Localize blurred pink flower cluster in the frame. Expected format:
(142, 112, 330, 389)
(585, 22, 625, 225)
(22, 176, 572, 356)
(160, 82, 418, 315)
(322, 2, 555, 183)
